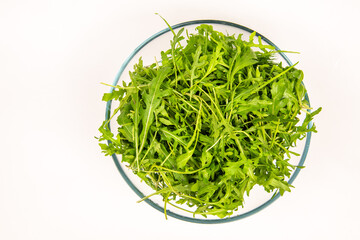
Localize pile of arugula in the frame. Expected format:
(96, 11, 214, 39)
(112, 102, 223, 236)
(98, 23, 321, 219)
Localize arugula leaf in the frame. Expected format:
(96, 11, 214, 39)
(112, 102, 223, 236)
(176, 149, 195, 169)
(139, 67, 171, 155)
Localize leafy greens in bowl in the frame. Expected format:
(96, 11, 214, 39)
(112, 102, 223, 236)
(98, 19, 321, 223)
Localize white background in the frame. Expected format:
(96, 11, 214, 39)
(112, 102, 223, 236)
(1, 0, 359, 239)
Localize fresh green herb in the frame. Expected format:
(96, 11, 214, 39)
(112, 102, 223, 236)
(98, 22, 321, 219)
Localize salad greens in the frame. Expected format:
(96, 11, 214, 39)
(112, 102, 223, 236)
(98, 21, 321, 219)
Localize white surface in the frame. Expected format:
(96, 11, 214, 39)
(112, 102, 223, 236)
(1, 0, 359, 239)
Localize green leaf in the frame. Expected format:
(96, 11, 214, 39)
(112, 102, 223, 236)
(201, 151, 213, 167)
(223, 161, 245, 179)
(102, 89, 124, 101)
(159, 117, 174, 126)
(139, 67, 171, 153)
(267, 178, 291, 193)
(160, 128, 188, 147)
(176, 149, 195, 169)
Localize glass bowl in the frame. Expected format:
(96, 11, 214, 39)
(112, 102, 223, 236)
(104, 20, 313, 223)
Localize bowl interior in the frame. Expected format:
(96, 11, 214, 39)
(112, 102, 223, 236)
(106, 20, 312, 223)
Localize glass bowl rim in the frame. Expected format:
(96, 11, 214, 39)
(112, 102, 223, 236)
(104, 19, 313, 224)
